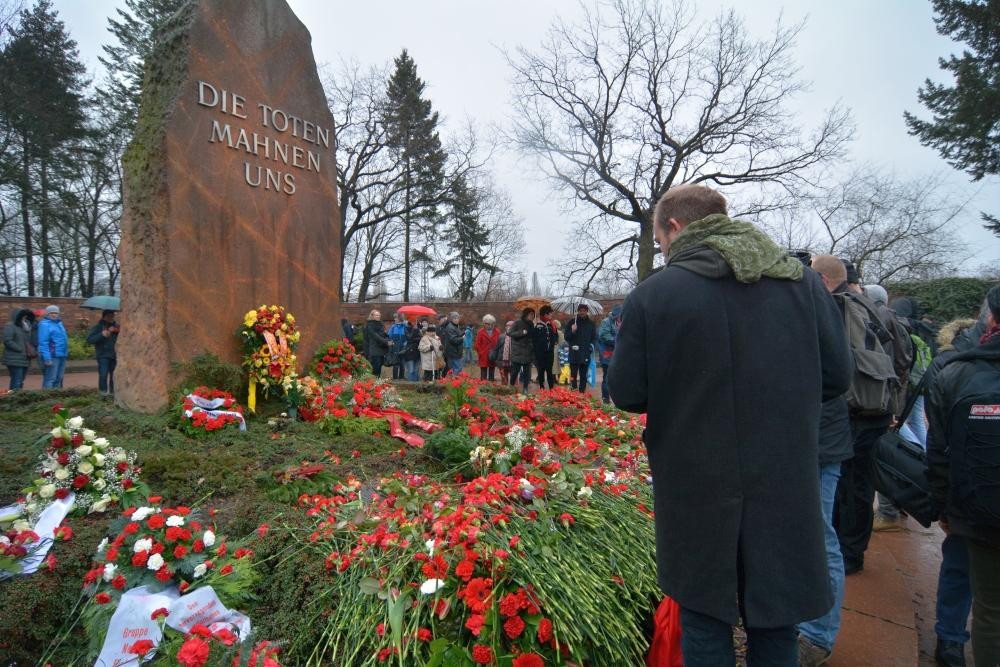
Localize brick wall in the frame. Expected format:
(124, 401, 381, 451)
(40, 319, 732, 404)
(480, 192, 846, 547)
(0, 297, 626, 339)
(339, 300, 625, 328)
(0, 296, 101, 333)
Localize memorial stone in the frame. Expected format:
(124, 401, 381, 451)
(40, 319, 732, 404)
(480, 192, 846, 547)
(117, 0, 341, 412)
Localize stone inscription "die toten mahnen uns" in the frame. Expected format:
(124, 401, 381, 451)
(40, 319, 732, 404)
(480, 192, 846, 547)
(197, 80, 331, 196)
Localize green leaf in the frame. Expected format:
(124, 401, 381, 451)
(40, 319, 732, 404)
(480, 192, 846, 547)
(359, 577, 380, 595)
(388, 591, 410, 649)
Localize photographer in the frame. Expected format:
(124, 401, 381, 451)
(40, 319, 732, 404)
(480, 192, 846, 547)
(86, 309, 120, 394)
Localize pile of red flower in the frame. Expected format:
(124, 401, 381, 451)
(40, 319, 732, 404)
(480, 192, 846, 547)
(311, 338, 371, 381)
(131, 621, 283, 667)
(177, 387, 245, 436)
(82, 498, 254, 607)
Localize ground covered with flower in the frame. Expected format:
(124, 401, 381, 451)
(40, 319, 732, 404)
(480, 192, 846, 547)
(0, 358, 658, 666)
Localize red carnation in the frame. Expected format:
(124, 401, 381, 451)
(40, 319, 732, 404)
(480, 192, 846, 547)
(499, 592, 524, 617)
(71, 474, 90, 489)
(455, 559, 475, 582)
(537, 617, 553, 643)
(512, 654, 544, 667)
(219, 564, 233, 576)
(174, 544, 188, 559)
(176, 637, 210, 667)
(417, 628, 432, 642)
(127, 639, 155, 657)
(146, 514, 165, 530)
(94, 592, 111, 605)
(503, 615, 526, 639)
(111, 575, 126, 590)
(71, 433, 83, 446)
(471, 645, 494, 665)
(54, 525, 73, 541)
(465, 614, 485, 636)
(54, 487, 70, 500)
(151, 607, 169, 620)
(189, 624, 212, 638)
(131, 551, 149, 567)
(56, 452, 70, 465)
(155, 566, 172, 582)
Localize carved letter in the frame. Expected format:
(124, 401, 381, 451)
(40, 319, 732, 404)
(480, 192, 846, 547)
(209, 120, 233, 146)
(283, 172, 296, 195)
(197, 81, 218, 108)
(307, 150, 320, 173)
(244, 162, 261, 187)
(231, 94, 247, 119)
(316, 126, 330, 149)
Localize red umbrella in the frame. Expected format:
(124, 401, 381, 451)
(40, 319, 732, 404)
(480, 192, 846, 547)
(396, 304, 437, 322)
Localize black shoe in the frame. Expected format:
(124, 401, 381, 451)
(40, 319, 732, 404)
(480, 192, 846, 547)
(935, 639, 966, 667)
(844, 560, 864, 575)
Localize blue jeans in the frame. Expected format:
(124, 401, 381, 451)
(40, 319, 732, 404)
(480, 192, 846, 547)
(404, 359, 419, 382)
(6, 365, 27, 390)
(97, 357, 117, 393)
(681, 607, 797, 666)
(798, 463, 845, 651)
(42, 357, 67, 388)
(936, 533, 972, 644)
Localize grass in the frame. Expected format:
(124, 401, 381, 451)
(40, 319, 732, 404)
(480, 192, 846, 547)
(0, 382, 461, 666)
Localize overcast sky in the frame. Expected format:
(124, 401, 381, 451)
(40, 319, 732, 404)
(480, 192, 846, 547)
(51, 0, 999, 287)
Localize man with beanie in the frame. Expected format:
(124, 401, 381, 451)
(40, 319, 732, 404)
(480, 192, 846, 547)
(926, 285, 1000, 666)
(38, 305, 69, 389)
(609, 185, 851, 664)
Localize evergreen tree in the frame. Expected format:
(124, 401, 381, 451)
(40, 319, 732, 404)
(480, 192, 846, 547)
(905, 0, 1000, 235)
(382, 49, 446, 301)
(97, 0, 186, 135)
(0, 0, 87, 295)
(435, 176, 497, 301)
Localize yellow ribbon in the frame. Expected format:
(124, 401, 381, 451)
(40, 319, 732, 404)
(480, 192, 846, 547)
(248, 379, 257, 413)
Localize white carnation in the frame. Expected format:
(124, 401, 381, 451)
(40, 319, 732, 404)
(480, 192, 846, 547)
(54, 467, 69, 481)
(96, 538, 108, 553)
(103, 563, 117, 582)
(193, 563, 207, 579)
(38, 484, 56, 499)
(604, 471, 616, 483)
(92, 478, 106, 491)
(146, 553, 165, 571)
(50, 426, 63, 438)
(577, 486, 593, 499)
(92, 453, 105, 467)
(202, 530, 216, 547)
(78, 461, 94, 475)
(115, 450, 128, 463)
(90, 497, 111, 513)
(75, 445, 92, 457)
(66, 416, 84, 429)
(133, 538, 153, 553)
(425, 539, 436, 555)
(82, 428, 96, 440)
(419, 579, 445, 595)
(131, 507, 154, 522)
(166, 515, 185, 527)
(93, 437, 109, 448)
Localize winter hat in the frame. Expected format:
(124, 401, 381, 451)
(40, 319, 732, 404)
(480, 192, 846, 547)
(987, 284, 1000, 321)
(44, 305, 60, 315)
(864, 285, 888, 306)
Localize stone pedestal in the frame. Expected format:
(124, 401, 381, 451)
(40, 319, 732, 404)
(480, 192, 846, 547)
(117, 0, 341, 412)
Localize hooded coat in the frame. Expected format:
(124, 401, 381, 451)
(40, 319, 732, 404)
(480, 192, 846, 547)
(608, 215, 852, 627)
(37, 315, 68, 362)
(2, 309, 32, 368)
(507, 319, 535, 365)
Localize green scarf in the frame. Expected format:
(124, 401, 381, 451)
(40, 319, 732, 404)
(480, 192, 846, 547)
(667, 214, 803, 283)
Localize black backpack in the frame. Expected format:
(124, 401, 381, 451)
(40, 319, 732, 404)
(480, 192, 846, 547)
(944, 359, 1000, 527)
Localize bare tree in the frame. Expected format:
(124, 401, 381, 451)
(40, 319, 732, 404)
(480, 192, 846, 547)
(791, 167, 970, 283)
(506, 0, 852, 288)
(326, 61, 486, 301)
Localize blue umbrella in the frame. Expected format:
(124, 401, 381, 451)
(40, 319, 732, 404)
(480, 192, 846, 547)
(80, 295, 121, 311)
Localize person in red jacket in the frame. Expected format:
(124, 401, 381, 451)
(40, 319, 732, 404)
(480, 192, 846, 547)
(475, 314, 501, 381)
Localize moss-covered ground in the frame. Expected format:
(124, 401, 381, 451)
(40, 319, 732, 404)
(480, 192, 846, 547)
(0, 383, 466, 665)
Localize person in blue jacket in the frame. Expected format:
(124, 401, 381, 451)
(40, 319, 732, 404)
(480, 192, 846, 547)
(388, 312, 409, 380)
(38, 305, 69, 389)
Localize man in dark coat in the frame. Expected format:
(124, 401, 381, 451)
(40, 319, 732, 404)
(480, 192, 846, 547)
(609, 184, 851, 665)
(926, 286, 1000, 667)
(86, 309, 120, 394)
(563, 304, 597, 393)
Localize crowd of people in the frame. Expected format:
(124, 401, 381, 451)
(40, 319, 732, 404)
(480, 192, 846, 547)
(3, 305, 119, 393)
(345, 304, 624, 398)
(608, 183, 999, 667)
